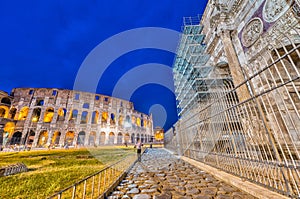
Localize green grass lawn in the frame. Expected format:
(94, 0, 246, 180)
(0, 146, 135, 199)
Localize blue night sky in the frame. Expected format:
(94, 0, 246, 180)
(0, 0, 208, 131)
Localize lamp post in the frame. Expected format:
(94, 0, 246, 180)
(0, 124, 5, 150)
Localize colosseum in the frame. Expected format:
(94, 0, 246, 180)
(0, 88, 154, 148)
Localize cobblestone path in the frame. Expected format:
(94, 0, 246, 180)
(107, 148, 256, 199)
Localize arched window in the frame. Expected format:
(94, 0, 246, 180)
(64, 131, 75, 145)
(118, 115, 123, 126)
(44, 107, 54, 123)
(110, 113, 116, 125)
(9, 108, 17, 119)
(57, 108, 66, 121)
(131, 116, 136, 125)
(36, 99, 44, 106)
(31, 108, 41, 122)
(77, 131, 86, 145)
(89, 132, 96, 146)
(91, 111, 99, 124)
(141, 119, 144, 127)
(83, 103, 89, 109)
(124, 115, 131, 128)
(18, 107, 29, 120)
(136, 118, 141, 127)
(102, 112, 108, 123)
(136, 134, 140, 143)
(109, 132, 115, 144)
(51, 131, 61, 145)
(80, 111, 88, 124)
(37, 130, 48, 147)
(124, 133, 130, 143)
(10, 132, 22, 145)
(99, 132, 106, 145)
(69, 109, 78, 121)
(117, 132, 123, 144)
(4, 122, 15, 135)
(0, 106, 8, 118)
(27, 130, 35, 145)
(1, 97, 11, 105)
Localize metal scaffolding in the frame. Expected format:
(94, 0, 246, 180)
(167, 10, 300, 198)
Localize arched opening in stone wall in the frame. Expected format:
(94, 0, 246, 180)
(99, 132, 106, 145)
(4, 122, 15, 136)
(124, 133, 130, 144)
(9, 108, 17, 119)
(110, 113, 116, 125)
(143, 120, 147, 128)
(136, 134, 140, 143)
(31, 108, 41, 122)
(80, 111, 88, 124)
(51, 131, 61, 145)
(131, 133, 135, 144)
(18, 107, 29, 120)
(108, 132, 115, 144)
(37, 130, 48, 147)
(141, 119, 144, 127)
(83, 103, 89, 109)
(141, 134, 144, 143)
(44, 107, 54, 123)
(118, 115, 123, 126)
(148, 121, 152, 128)
(10, 131, 22, 145)
(77, 131, 86, 145)
(27, 130, 35, 145)
(102, 112, 108, 123)
(124, 115, 131, 128)
(92, 111, 99, 124)
(131, 116, 136, 126)
(136, 118, 141, 127)
(89, 132, 96, 146)
(65, 131, 75, 146)
(1, 97, 11, 105)
(36, 99, 44, 106)
(69, 109, 78, 122)
(117, 132, 123, 144)
(57, 108, 66, 121)
(0, 106, 9, 118)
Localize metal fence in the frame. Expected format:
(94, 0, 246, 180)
(47, 154, 136, 199)
(168, 5, 300, 198)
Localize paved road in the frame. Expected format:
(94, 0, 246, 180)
(107, 148, 256, 199)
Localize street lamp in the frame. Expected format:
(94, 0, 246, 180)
(0, 124, 4, 149)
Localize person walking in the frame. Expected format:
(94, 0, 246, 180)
(135, 140, 143, 162)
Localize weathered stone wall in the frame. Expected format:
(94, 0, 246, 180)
(0, 88, 154, 147)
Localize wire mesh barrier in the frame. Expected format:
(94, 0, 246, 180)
(47, 154, 136, 199)
(168, 5, 300, 198)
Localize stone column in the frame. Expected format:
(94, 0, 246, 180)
(95, 130, 100, 146)
(47, 130, 53, 145)
(218, 28, 251, 102)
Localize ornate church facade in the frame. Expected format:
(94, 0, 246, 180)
(166, 0, 300, 197)
(0, 88, 153, 148)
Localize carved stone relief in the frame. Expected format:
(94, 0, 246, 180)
(242, 17, 264, 47)
(263, 0, 291, 23)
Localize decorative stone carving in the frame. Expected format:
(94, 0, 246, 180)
(263, 0, 291, 23)
(241, 17, 263, 47)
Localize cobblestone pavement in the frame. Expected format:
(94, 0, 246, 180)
(107, 148, 256, 199)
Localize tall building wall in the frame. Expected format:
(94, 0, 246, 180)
(0, 88, 153, 148)
(168, 0, 300, 197)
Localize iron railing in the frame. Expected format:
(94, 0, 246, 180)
(47, 154, 136, 199)
(169, 5, 300, 198)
